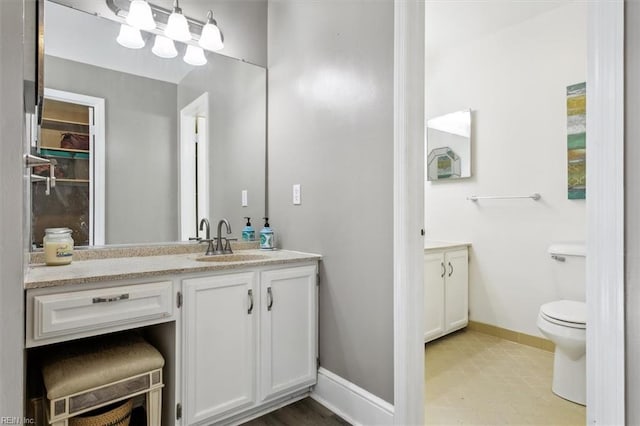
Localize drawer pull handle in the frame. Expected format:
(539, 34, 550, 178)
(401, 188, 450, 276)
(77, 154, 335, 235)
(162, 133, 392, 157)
(440, 262, 445, 278)
(448, 262, 453, 277)
(92, 294, 130, 304)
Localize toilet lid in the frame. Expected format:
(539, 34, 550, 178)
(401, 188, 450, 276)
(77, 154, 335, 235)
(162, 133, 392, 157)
(540, 300, 586, 325)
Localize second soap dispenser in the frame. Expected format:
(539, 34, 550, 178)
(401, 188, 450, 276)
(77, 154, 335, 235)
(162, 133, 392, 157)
(260, 217, 274, 250)
(242, 217, 255, 241)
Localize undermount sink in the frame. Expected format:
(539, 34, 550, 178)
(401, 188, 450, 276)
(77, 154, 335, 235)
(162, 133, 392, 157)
(196, 253, 269, 262)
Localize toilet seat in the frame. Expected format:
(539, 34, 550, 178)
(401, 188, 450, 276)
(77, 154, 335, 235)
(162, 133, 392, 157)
(540, 300, 586, 329)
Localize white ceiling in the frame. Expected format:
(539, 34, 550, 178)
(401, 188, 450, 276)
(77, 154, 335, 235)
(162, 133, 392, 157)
(426, 0, 572, 60)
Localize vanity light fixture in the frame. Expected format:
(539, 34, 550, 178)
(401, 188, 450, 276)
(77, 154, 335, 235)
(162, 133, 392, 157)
(107, 0, 225, 65)
(151, 35, 177, 58)
(198, 10, 224, 52)
(116, 24, 145, 49)
(165, 0, 191, 42)
(183, 45, 207, 66)
(126, 0, 155, 31)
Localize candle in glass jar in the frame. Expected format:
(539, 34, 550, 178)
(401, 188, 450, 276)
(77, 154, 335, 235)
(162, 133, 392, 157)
(43, 228, 74, 265)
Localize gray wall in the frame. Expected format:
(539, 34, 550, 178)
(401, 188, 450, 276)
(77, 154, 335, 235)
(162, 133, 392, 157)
(267, 0, 395, 403)
(0, 0, 25, 417)
(626, 1, 640, 423)
(45, 56, 178, 244)
(177, 56, 266, 239)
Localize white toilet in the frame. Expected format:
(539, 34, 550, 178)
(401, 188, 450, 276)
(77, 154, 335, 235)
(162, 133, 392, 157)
(536, 243, 586, 406)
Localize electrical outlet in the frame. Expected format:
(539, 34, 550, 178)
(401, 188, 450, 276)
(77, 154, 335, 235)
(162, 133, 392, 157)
(293, 184, 301, 205)
(242, 190, 248, 207)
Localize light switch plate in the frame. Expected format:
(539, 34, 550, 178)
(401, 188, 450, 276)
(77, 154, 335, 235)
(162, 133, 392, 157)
(293, 184, 301, 205)
(242, 190, 248, 207)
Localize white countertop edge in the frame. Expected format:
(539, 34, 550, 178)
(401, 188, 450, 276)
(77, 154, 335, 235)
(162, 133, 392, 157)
(424, 240, 472, 251)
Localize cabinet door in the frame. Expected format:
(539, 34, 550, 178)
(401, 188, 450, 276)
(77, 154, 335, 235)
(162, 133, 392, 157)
(260, 265, 317, 401)
(183, 272, 257, 425)
(424, 252, 445, 342)
(444, 249, 469, 333)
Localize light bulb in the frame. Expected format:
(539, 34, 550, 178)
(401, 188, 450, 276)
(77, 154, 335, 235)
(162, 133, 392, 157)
(126, 0, 155, 31)
(116, 24, 145, 49)
(183, 45, 207, 66)
(165, 7, 191, 42)
(152, 35, 177, 58)
(198, 11, 224, 52)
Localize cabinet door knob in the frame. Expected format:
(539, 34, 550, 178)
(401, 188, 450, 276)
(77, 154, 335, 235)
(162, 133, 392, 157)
(267, 287, 274, 311)
(448, 262, 453, 277)
(247, 289, 254, 314)
(440, 262, 445, 278)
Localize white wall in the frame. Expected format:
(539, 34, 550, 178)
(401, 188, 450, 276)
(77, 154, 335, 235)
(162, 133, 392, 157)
(425, 3, 587, 336)
(268, 0, 395, 403)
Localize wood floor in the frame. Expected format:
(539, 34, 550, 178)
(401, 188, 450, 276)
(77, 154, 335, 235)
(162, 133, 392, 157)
(241, 398, 350, 426)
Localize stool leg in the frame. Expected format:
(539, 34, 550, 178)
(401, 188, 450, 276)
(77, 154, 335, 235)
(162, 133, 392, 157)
(146, 388, 162, 426)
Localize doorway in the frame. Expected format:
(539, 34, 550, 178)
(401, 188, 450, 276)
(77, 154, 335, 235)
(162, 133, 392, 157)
(393, 1, 625, 424)
(179, 92, 210, 241)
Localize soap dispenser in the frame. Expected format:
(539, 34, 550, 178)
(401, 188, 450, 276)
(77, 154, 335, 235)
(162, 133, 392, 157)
(242, 217, 255, 241)
(260, 217, 274, 250)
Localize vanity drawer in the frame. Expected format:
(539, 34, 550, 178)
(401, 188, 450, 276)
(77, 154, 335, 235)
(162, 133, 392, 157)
(30, 281, 173, 344)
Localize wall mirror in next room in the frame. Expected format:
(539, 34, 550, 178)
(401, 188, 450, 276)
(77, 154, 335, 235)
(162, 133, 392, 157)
(30, 0, 266, 248)
(426, 109, 472, 181)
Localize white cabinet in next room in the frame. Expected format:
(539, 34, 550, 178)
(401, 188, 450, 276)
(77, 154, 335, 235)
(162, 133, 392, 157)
(424, 243, 469, 342)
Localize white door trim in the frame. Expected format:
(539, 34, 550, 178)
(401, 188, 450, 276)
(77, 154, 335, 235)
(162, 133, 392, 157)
(179, 92, 210, 240)
(393, 0, 425, 424)
(586, 1, 625, 423)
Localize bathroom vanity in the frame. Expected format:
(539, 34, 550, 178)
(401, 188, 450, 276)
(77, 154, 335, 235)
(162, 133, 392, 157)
(25, 246, 321, 425)
(424, 241, 470, 342)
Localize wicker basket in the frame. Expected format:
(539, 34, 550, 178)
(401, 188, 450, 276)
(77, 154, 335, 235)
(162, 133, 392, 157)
(69, 399, 133, 426)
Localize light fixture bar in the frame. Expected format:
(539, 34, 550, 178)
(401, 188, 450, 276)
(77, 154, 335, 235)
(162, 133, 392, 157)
(105, 0, 224, 44)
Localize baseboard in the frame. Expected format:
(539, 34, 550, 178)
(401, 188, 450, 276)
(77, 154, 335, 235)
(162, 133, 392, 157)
(467, 320, 555, 352)
(310, 368, 394, 426)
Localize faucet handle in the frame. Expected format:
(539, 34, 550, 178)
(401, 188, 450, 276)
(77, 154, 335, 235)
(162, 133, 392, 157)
(224, 238, 237, 254)
(189, 237, 202, 242)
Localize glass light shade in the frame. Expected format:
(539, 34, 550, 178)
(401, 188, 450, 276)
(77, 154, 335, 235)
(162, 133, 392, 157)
(116, 24, 145, 49)
(183, 45, 207, 66)
(165, 11, 191, 42)
(126, 0, 155, 31)
(151, 35, 177, 58)
(199, 23, 223, 51)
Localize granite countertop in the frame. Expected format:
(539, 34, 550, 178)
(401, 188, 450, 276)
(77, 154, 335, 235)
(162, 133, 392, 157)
(25, 249, 322, 289)
(424, 240, 472, 251)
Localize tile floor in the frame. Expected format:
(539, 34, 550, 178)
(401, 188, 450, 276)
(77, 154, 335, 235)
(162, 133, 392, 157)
(425, 329, 586, 425)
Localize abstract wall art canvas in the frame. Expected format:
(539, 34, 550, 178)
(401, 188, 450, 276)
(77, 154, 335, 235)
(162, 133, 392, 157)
(567, 82, 586, 199)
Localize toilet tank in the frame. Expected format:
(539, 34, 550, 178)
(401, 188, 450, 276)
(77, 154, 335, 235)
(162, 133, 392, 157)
(548, 243, 586, 302)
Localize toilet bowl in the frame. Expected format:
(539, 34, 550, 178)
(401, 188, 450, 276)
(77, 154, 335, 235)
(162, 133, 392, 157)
(537, 299, 586, 405)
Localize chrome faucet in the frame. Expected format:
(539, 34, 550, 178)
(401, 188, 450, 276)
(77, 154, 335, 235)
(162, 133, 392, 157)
(215, 218, 234, 254)
(199, 218, 215, 256)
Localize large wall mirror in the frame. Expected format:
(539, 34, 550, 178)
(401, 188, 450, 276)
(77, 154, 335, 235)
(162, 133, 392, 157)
(426, 109, 471, 181)
(31, 0, 266, 248)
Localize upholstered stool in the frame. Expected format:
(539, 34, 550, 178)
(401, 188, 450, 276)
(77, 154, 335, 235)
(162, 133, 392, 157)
(41, 334, 164, 426)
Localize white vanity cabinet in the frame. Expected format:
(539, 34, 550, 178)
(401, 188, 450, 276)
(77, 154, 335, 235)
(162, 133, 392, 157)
(180, 262, 318, 426)
(182, 271, 258, 425)
(424, 243, 469, 342)
(260, 265, 318, 401)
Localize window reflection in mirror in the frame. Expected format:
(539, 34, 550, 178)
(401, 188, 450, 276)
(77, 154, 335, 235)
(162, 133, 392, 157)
(426, 109, 471, 181)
